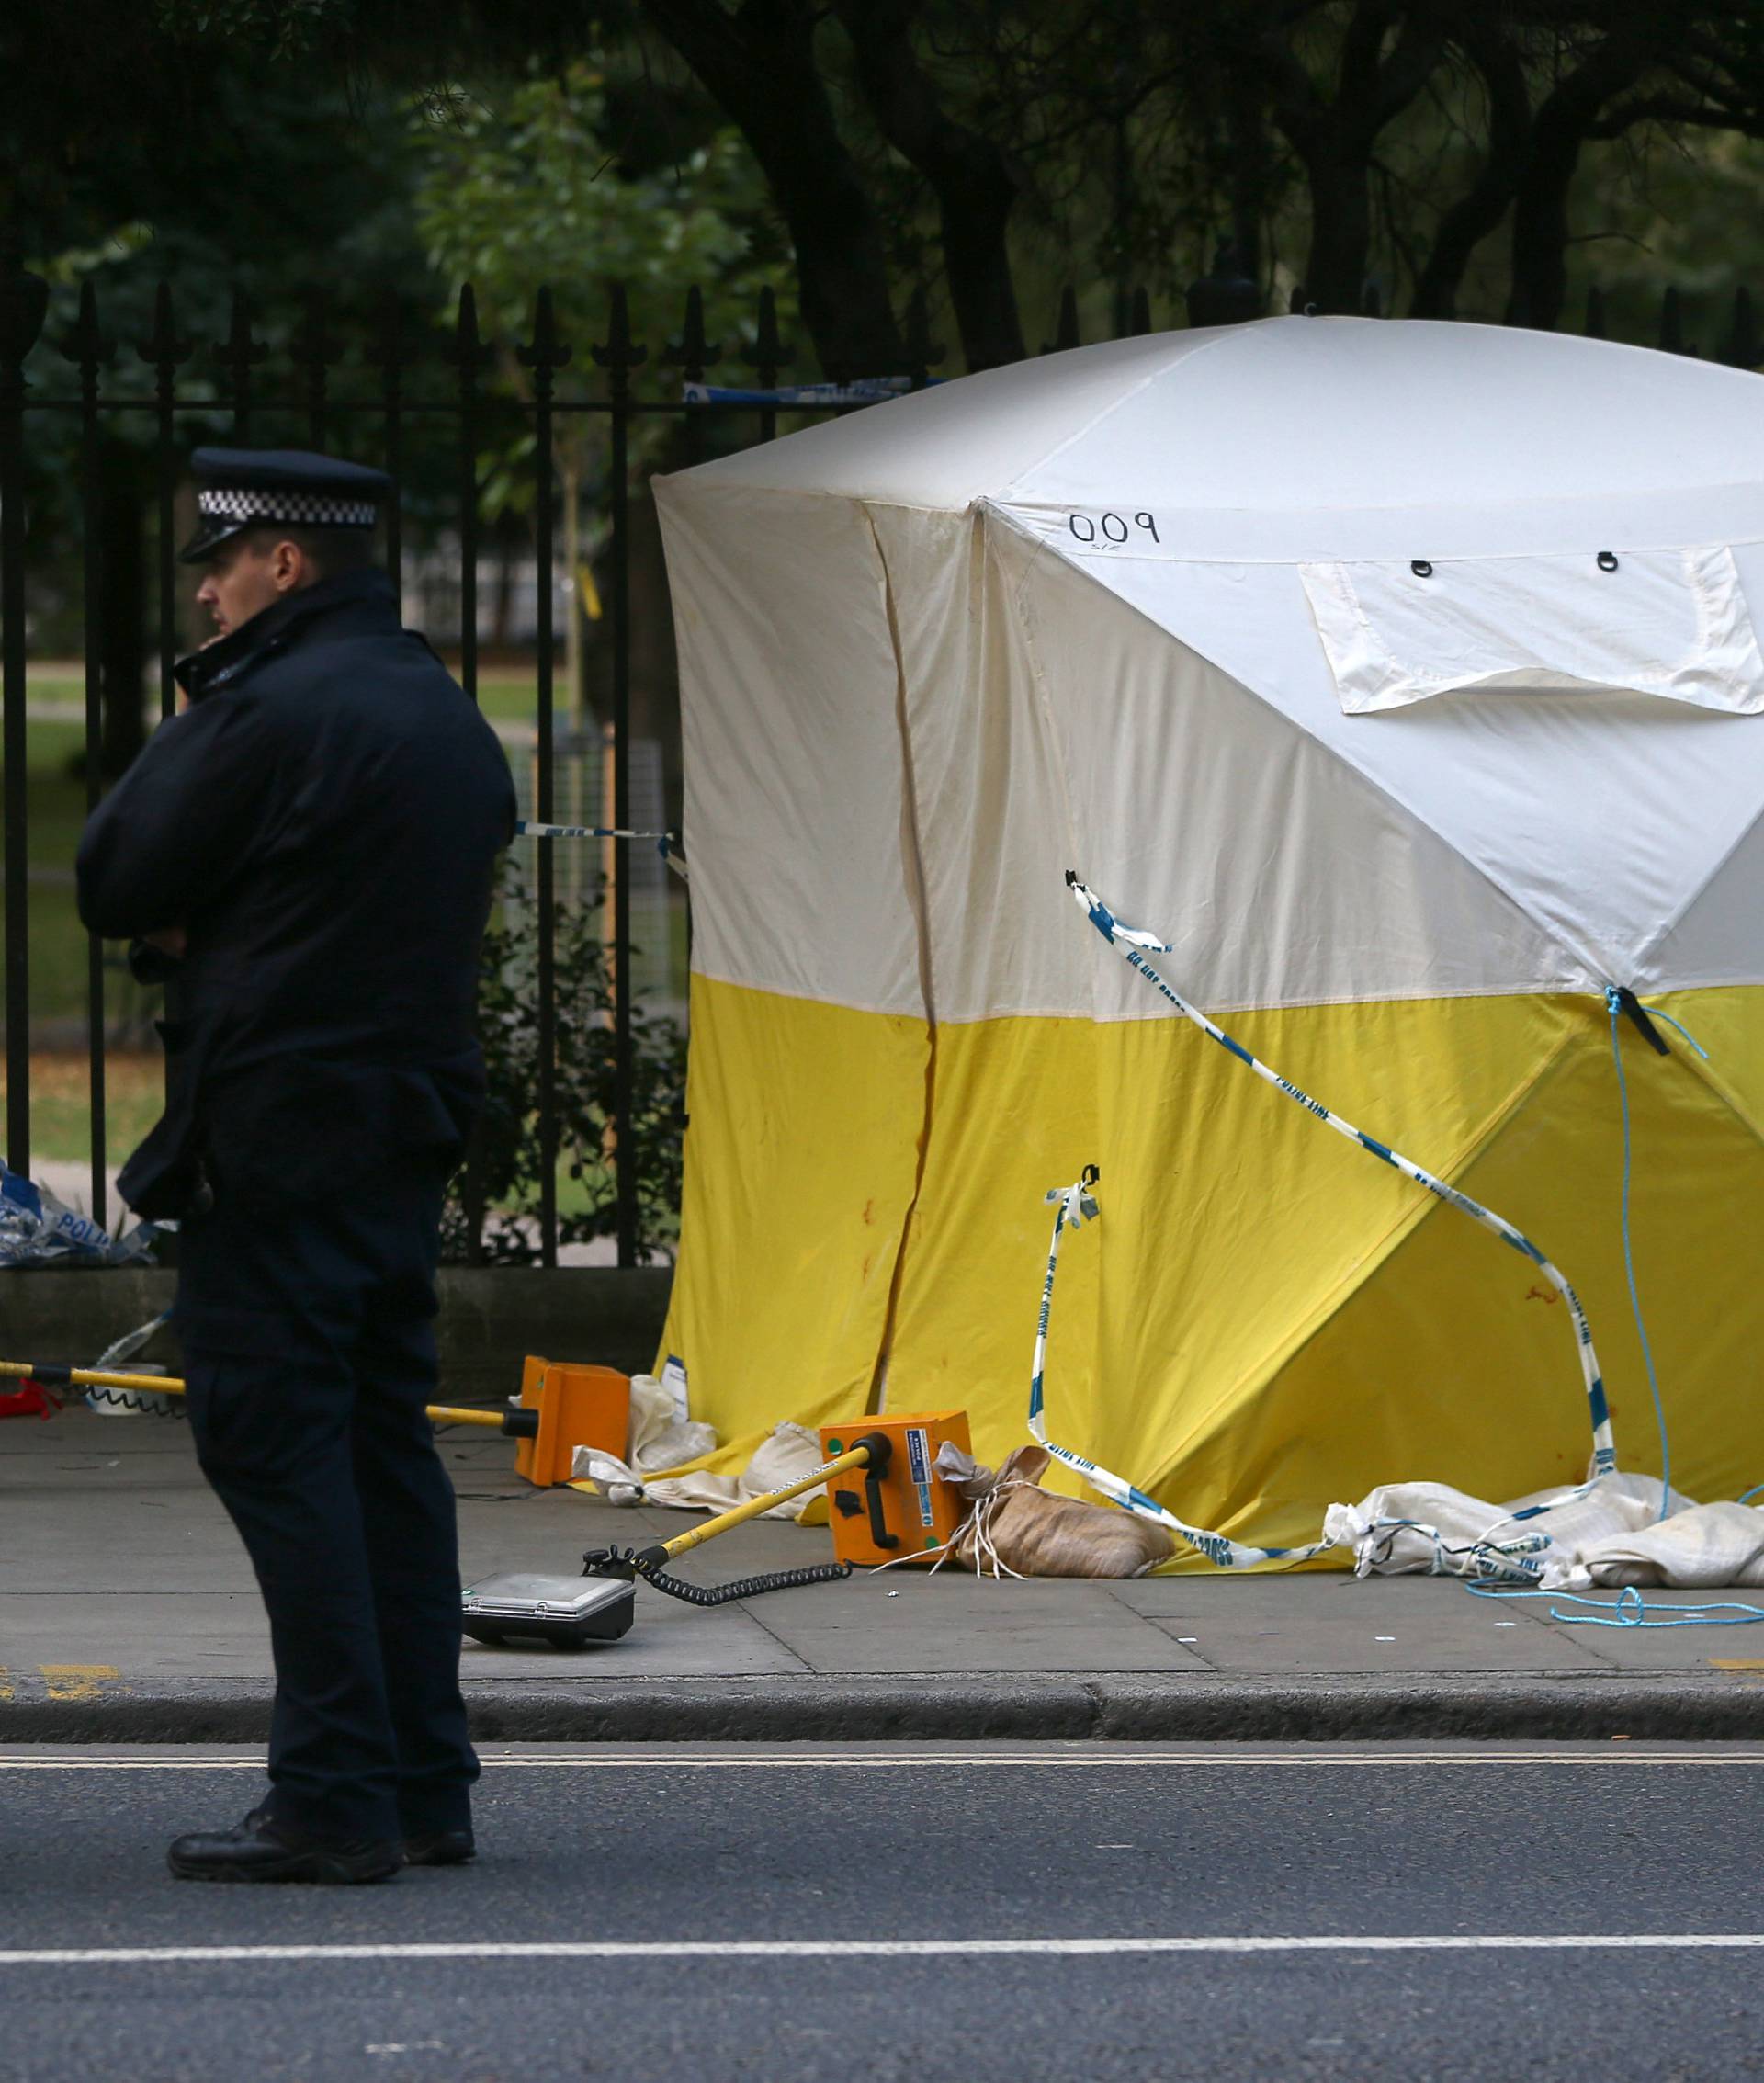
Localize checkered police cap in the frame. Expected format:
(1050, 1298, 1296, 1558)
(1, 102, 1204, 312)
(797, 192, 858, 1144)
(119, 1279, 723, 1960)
(178, 447, 392, 563)
(197, 487, 380, 528)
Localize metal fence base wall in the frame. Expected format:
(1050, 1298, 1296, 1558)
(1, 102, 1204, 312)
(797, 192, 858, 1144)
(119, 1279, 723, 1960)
(2, 1264, 673, 1396)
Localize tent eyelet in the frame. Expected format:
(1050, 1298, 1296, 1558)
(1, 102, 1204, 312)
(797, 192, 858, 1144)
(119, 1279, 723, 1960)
(1598, 549, 1620, 572)
(1410, 559, 1433, 578)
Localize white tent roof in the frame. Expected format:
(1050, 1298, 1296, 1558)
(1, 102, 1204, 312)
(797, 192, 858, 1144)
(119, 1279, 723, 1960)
(695, 316, 1764, 539)
(662, 318, 1764, 1017)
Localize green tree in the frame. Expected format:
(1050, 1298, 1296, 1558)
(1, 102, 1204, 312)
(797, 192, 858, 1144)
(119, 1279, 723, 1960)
(410, 56, 794, 715)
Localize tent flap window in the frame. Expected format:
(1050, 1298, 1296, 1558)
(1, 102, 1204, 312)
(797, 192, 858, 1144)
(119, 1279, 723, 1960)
(1299, 543, 1764, 716)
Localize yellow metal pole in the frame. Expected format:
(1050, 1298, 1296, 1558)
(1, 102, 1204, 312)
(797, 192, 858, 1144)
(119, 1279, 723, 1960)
(577, 1442, 877, 1560)
(0, 1362, 510, 1432)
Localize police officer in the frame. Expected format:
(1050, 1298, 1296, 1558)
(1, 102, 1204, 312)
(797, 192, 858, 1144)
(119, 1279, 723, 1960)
(77, 448, 515, 1884)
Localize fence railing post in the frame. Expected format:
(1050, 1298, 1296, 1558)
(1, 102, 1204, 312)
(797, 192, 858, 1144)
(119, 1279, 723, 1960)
(518, 286, 571, 1270)
(664, 285, 718, 468)
(904, 288, 944, 391)
(216, 289, 266, 443)
(140, 284, 193, 726)
(368, 294, 411, 613)
(743, 286, 788, 443)
(1041, 286, 1080, 355)
(62, 282, 114, 1224)
(593, 283, 648, 1267)
(0, 254, 46, 1177)
(292, 285, 338, 450)
(445, 285, 492, 705)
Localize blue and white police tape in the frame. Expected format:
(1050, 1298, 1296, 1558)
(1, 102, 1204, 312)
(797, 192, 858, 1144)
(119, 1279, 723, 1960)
(514, 821, 687, 880)
(1028, 1170, 1337, 1569)
(1064, 871, 1617, 1484)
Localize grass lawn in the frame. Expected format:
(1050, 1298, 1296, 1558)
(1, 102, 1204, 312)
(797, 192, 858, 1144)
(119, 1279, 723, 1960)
(3, 1052, 166, 1170)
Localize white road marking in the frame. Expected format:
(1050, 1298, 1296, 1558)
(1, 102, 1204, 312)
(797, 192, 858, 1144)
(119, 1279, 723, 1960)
(4, 1750, 1764, 1771)
(5, 1935, 1764, 1967)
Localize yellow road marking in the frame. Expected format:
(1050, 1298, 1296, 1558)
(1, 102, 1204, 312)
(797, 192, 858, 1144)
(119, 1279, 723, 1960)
(38, 1666, 119, 1700)
(0, 1669, 10, 1701)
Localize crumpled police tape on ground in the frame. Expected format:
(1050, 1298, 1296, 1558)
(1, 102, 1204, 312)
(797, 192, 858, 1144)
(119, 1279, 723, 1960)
(1030, 1169, 1764, 1596)
(0, 1162, 160, 1268)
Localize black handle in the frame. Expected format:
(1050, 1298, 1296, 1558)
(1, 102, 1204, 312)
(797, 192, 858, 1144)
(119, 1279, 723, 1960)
(851, 1431, 899, 1551)
(1615, 985, 1671, 1057)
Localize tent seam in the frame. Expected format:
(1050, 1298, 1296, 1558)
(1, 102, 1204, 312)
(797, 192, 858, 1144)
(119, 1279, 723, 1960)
(992, 329, 1249, 505)
(1631, 797, 1764, 976)
(861, 508, 942, 1417)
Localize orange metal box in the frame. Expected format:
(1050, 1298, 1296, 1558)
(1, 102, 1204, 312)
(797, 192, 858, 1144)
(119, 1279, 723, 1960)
(819, 1409, 972, 1567)
(514, 1355, 631, 1488)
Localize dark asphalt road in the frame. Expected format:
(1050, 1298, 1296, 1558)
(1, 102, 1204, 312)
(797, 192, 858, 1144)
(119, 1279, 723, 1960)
(3, 1743, 1763, 2081)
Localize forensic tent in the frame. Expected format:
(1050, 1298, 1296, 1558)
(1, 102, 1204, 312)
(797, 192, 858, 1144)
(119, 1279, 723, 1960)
(651, 316, 1764, 1563)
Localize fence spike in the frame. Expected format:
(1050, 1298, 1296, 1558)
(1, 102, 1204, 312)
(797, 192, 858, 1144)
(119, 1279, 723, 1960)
(136, 280, 193, 373)
(1724, 285, 1758, 369)
(215, 288, 268, 376)
(1361, 278, 1384, 319)
(58, 280, 113, 374)
(592, 283, 650, 373)
(291, 285, 341, 445)
(904, 287, 945, 388)
(1128, 285, 1152, 336)
(213, 289, 267, 436)
(1584, 284, 1607, 339)
(517, 285, 574, 378)
(0, 259, 48, 379)
(442, 282, 495, 374)
(1658, 285, 1684, 354)
(1041, 286, 1080, 355)
(741, 285, 792, 387)
(662, 286, 719, 384)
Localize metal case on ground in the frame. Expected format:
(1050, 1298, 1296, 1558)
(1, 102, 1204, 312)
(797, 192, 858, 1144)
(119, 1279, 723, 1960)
(460, 1570, 636, 1648)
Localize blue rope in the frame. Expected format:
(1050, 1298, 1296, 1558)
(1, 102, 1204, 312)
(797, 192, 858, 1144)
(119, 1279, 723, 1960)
(1469, 1581, 1764, 1629)
(1605, 986, 1674, 1522)
(1739, 1483, 1764, 1507)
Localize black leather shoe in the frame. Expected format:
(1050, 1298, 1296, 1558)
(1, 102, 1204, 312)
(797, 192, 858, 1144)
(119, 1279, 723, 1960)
(402, 1828, 476, 1867)
(167, 1810, 401, 1885)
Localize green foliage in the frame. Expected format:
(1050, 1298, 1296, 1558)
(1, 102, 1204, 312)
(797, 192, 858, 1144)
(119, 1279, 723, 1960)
(443, 866, 686, 1265)
(411, 59, 795, 364)
(148, 0, 354, 60)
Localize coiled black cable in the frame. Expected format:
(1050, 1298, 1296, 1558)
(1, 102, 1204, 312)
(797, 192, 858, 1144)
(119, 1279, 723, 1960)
(635, 1557, 853, 1605)
(83, 1381, 185, 1419)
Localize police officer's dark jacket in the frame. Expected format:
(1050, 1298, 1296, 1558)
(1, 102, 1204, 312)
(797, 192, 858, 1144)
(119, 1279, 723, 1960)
(77, 567, 516, 1217)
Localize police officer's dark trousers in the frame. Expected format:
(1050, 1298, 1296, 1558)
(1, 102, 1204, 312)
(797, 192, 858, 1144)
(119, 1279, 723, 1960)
(177, 1156, 479, 1846)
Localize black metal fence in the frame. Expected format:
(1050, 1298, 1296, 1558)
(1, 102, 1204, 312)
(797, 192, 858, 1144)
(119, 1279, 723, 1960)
(1, 263, 1757, 1267)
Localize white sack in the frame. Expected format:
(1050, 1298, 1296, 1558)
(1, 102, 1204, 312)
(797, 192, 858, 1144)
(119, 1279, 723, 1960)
(1558, 1501, 1764, 1591)
(1319, 1472, 1763, 1590)
(573, 1420, 827, 1523)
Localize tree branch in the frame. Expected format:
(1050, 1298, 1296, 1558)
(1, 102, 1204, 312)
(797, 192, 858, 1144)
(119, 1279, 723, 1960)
(833, 0, 1026, 368)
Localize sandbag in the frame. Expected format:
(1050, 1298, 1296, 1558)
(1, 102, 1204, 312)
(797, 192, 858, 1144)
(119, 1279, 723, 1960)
(1565, 1501, 1764, 1590)
(942, 1443, 1174, 1579)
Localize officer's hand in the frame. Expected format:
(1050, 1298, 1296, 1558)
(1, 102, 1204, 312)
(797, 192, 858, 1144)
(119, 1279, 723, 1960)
(141, 925, 188, 959)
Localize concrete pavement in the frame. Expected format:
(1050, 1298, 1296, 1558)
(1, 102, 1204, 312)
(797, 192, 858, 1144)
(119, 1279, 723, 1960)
(6, 1401, 1764, 1741)
(5, 1742, 1764, 2080)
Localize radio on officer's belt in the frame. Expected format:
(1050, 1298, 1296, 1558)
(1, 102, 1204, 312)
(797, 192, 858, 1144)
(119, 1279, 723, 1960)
(819, 1409, 971, 1567)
